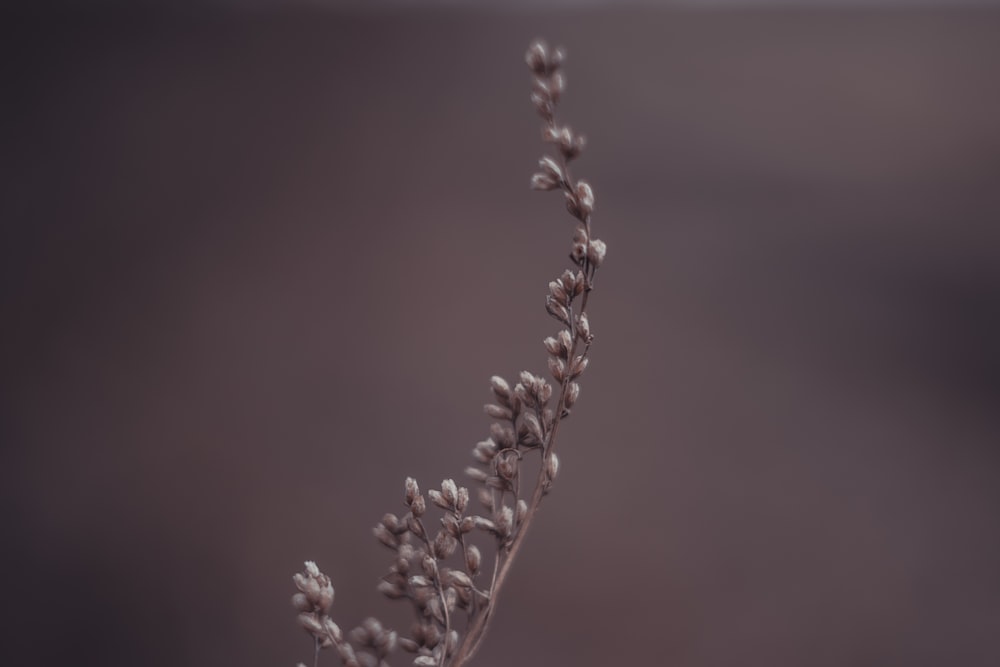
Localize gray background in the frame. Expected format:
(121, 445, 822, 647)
(3, 3, 999, 666)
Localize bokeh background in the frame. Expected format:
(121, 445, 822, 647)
(3, 1, 999, 666)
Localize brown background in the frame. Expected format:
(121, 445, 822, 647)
(3, 4, 999, 667)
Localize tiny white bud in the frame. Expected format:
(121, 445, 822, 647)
(466, 544, 482, 573)
(441, 479, 458, 504)
(576, 312, 591, 341)
(465, 466, 488, 482)
(543, 336, 562, 357)
(490, 375, 510, 398)
(298, 612, 324, 635)
(557, 329, 573, 352)
(575, 180, 594, 216)
(545, 452, 560, 481)
(531, 172, 559, 191)
(525, 41, 548, 73)
(404, 477, 419, 505)
(564, 381, 581, 409)
(484, 403, 513, 420)
(496, 505, 514, 537)
(448, 570, 473, 588)
(548, 356, 566, 382)
(428, 489, 449, 510)
(588, 238, 607, 267)
(538, 156, 563, 181)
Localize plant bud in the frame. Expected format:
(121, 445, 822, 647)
(545, 452, 560, 482)
(575, 180, 594, 217)
(466, 544, 482, 574)
(477, 487, 494, 510)
(548, 279, 568, 305)
(516, 499, 529, 523)
(546, 296, 570, 325)
(404, 477, 419, 505)
(564, 381, 581, 409)
(576, 312, 591, 341)
(490, 375, 511, 399)
(489, 422, 515, 449)
(291, 593, 310, 612)
(373, 524, 397, 549)
(549, 46, 565, 69)
(484, 403, 513, 420)
(422, 554, 438, 578)
(495, 456, 516, 481)
(406, 515, 424, 538)
(471, 516, 498, 533)
(496, 505, 514, 537)
(538, 156, 563, 181)
(530, 172, 559, 191)
(465, 466, 488, 482)
(377, 580, 405, 599)
(411, 494, 427, 517)
(449, 570, 473, 588)
(557, 329, 573, 353)
(441, 479, 458, 505)
(588, 238, 607, 267)
(298, 612, 324, 635)
(525, 41, 547, 73)
(428, 489, 448, 510)
(473, 438, 497, 463)
(323, 617, 343, 643)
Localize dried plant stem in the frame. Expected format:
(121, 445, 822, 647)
(453, 286, 593, 667)
(292, 40, 607, 667)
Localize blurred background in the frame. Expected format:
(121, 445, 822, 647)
(3, 1, 999, 666)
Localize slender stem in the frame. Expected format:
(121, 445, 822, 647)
(416, 517, 452, 667)
(451, 49, 599, 666)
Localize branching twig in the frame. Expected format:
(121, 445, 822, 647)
(292, 40, 608, 667)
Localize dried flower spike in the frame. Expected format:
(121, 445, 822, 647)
(293, 40, 608, 667)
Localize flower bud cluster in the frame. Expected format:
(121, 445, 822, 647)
(360, 475, 501, 666)
(292, 562, 363, 666)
